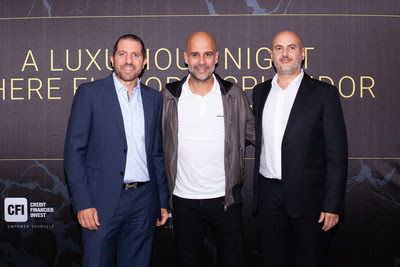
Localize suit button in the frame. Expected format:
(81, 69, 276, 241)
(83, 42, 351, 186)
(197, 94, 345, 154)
(123, 149, 127, 153)
(120, 171, 124, 175)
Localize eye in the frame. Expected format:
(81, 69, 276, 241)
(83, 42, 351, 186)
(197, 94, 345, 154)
(119, 52, 125, 56)
(205, 52, 213, 57)
(191, 52, 198, 57)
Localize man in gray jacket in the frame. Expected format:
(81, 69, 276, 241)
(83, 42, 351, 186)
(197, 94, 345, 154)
(162, 31, 255, 267)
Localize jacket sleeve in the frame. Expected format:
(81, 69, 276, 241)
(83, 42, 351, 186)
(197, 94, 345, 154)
(153, 94, 170, 210)
(238, 87, 256, 146)
(64, 84, 94, 213)
(321, 85, 348, 215)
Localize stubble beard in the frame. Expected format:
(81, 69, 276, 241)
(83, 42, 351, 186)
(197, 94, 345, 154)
(115, 64, 140, 82)
(275, 56, 302, 76)
(188, 64, 214, 82)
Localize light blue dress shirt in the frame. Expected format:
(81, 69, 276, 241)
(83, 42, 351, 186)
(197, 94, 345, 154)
(113, 72, 150, 182)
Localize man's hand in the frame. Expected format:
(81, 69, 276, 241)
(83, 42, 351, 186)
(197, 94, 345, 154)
(77, 208, 100, 230)
(156, 208, 168, 226)
(318, 212, 339, 232)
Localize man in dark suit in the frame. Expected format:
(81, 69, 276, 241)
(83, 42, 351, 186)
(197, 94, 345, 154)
(252, 31, 348, 266)
(64, 34, 169, 266)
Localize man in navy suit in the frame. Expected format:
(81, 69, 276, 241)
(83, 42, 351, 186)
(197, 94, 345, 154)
(64, 34, 169, 266)
(252, 31, 348, 266)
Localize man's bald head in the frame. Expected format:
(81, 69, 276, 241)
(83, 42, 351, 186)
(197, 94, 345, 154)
(272, 30, 303, 49)
(270, 30, 305, 77)
(186, 31, 217, 52)
(184, 31, 219, 84)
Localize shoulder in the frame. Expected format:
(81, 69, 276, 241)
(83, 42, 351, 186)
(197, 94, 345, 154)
(161, 86, 173, 98)
(304, 74, 339, 97)
(253, 79, 272, 93)
(304, 73, 335, 90)
(141, 83, 161, 94)
(300, 74, 342, 107)
(223, 83, 249, 104)
(166, 77, 186, 91)
(226, 83, 243, 95)
(141, 82, 163, 101)
(75, 74, 113, 96)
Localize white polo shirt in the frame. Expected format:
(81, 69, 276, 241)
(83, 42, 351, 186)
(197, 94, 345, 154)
(174, 74, 226, 199)
(259, 70, 304, 180)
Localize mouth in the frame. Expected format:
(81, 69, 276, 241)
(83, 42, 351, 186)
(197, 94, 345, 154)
(122, 65, 135, 71)
(195, 65, 209, 73)
(280, 58, 292, 64)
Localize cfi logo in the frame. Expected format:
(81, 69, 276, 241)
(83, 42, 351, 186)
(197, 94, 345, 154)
(4, 198, 28, 222)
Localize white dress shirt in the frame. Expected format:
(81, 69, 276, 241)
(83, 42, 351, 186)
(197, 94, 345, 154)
(259, 70, 304, 180)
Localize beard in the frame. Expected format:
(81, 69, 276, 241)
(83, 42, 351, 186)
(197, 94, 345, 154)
(274, 55, 302, 75)
(188, 64, 214, 82)
(114, 64, 141, 82)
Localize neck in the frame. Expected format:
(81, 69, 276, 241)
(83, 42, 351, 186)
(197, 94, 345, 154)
(116, 75, 138, 92)
(188, 76, 214, 97)
(277, 70, 301, 90)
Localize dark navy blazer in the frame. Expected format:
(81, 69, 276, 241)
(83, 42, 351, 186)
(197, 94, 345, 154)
(64, 73, 169, 221)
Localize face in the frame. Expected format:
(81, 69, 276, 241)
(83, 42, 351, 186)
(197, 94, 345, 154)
(184, 32, 219, 82)
(271, 31, 305, 76)
(110, 39, 147, 86)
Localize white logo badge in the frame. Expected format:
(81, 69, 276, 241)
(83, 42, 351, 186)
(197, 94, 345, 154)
(4, 198, 28, 222)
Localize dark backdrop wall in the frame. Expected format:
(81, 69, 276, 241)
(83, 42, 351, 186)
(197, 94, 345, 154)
(1, 1, 399, 266)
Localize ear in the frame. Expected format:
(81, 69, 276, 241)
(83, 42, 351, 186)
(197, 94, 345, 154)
(269, 48, 274, 61)
(215, 50, 219, 64)
(301, 47, 305, 60)
(110, 56, 114, 69)
(142, 58, 147, 69)
(184, 51, 189, 65)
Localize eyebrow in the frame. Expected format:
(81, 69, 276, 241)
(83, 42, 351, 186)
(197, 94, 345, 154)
(117, 50, 141, 55)
(274, 43, 297, 48)
(190, 51, 214, 54)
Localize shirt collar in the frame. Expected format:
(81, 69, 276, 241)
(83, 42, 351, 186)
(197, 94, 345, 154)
(182, 74, 219, 98)
(272, 69, 304, 91)
(113, 72, 140, 93)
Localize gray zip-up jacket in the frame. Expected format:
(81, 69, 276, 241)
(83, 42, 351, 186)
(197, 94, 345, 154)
(162, 73, 255, 209)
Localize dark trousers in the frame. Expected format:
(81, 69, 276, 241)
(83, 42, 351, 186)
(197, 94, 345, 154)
(82, 183, 156, 267)
(258, 174, 329, 267)
(172, 195, 245, 267)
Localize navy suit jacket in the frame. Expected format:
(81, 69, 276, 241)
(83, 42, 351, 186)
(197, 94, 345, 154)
(252, 73, 348, 218)
(64, 74, 169, 221)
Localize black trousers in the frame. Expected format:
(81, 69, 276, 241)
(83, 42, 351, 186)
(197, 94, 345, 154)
(172, 195, 245, 267)
(258, 174, 329, 267)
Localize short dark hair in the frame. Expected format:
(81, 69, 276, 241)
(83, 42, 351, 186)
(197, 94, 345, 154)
(113, 34, 146, 59)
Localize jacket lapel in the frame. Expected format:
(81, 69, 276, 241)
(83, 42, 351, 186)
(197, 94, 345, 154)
(283, 73, 314, 138)
(257, 81, 272, 126)
(102, 74, 127, 142)
(140, 83, 153, 151)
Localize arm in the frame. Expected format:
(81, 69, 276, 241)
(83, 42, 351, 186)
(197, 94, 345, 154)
(321, 85, 348, 228)
(153, 94, 170, 225)
(241, 88, 256, 146)
(64, 85, 95, 216)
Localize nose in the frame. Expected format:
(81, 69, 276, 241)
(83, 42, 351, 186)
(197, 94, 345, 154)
(282, 47, 288, 57)
(126, 54, 132, 64)
(199, 55, 205, 65)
